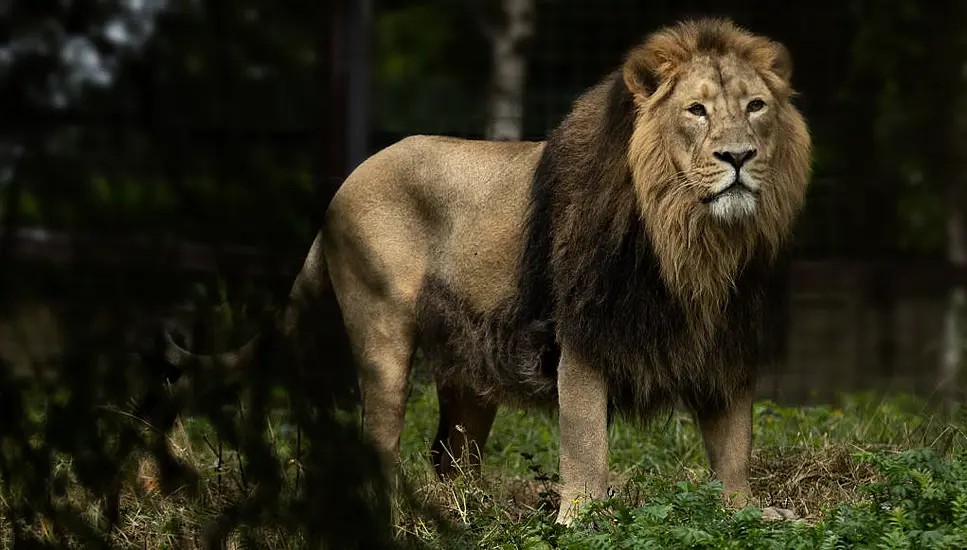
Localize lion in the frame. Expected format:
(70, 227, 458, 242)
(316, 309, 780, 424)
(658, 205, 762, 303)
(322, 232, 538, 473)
(159, 18, 811, 525)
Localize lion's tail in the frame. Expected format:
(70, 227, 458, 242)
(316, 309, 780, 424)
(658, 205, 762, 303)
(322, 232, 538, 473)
(154, 233, 335, 379)
(157, 326, 260, 374)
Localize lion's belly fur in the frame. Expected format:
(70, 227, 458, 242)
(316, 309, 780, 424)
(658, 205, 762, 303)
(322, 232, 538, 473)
(414, 236, 770, 421)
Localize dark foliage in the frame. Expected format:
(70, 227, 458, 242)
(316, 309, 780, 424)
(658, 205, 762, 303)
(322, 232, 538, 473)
(0, 247, 417, 549)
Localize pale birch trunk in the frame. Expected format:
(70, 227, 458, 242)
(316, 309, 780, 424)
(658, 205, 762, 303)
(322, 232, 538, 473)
(939, 47, 967, 413)
(479, 0, 535, 141)
(941, 198, 966, 413)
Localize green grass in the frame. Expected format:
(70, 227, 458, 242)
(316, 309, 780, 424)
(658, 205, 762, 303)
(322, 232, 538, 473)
(3, 379, 966, 549)
(393, 383, 967, 548)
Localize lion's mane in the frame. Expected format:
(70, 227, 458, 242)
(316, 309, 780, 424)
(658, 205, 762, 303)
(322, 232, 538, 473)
(417, 18, 811, 421)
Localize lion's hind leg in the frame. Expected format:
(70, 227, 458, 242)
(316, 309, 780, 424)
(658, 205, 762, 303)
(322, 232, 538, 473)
(430, 382, 498, 481)
(342, 299, 418, 488)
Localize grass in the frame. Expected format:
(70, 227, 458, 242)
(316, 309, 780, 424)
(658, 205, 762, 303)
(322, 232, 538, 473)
(392, 382, 967, 548)
(1, 374, 966, 549)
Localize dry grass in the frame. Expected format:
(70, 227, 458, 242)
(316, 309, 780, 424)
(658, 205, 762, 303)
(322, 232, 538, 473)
(749, 445, 883, 520)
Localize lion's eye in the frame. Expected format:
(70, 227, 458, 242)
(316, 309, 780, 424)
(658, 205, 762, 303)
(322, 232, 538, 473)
(687, 103, 707, 117)
(747, 99, 766, 113)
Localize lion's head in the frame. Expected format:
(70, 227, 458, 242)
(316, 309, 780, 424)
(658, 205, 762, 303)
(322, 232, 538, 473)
(621, 18, 812, 311)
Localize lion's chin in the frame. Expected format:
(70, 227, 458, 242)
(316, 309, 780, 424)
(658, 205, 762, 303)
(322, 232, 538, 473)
(708, 190, 757, 223)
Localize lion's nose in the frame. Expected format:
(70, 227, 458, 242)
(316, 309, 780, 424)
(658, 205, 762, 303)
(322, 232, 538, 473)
(713, 149, 757, 168)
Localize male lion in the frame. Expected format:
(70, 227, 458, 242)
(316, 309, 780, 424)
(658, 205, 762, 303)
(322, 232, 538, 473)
(161, 18, 811, 524)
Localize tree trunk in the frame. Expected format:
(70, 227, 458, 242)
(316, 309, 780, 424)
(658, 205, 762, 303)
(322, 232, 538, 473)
(346, 0, 372, 171)
(482, 0, 535, 141)
(928, 4, 967, 415)
(320, 0, 349, 219)
(941, 197, 966, 413)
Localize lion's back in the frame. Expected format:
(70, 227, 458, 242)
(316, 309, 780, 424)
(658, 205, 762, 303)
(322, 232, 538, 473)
(323, 135, 545, 316)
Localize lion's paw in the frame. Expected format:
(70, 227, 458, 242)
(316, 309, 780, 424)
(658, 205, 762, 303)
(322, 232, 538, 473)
(761, 506, 798, 521)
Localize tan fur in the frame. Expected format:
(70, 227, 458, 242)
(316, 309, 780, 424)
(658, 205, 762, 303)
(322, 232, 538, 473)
(556, 345, 610, 518)
(160, 18, 811, 526)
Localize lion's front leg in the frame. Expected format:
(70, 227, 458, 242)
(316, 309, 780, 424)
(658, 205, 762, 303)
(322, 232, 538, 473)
(695, 387, 755, 509)
(694, 387, 797, 520)
(555, 345, 609, 525)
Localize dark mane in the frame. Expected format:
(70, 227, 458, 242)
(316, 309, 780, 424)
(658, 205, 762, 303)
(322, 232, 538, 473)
(513, 70, 635, 327)
(417, 61, 780, 419)
(520, 67, 772, 417)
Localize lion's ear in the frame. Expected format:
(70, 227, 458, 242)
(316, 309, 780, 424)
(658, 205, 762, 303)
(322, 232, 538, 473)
(624, 32, 689, 97)
(768, 42, 793, 83)
(622, 48, 660, 97)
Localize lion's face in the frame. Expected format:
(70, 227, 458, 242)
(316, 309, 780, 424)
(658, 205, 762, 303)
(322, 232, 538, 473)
(623, 19, 810, 231)
(665, 56, 780, 223)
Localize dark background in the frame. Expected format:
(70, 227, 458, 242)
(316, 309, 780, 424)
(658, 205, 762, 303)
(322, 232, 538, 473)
(4, 0, 967, 402)
(1, 0, 964, 404)
(1, 1, 966, 546)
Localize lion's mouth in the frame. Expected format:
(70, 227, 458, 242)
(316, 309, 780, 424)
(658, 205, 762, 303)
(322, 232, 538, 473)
(700, 179, 759, 204)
